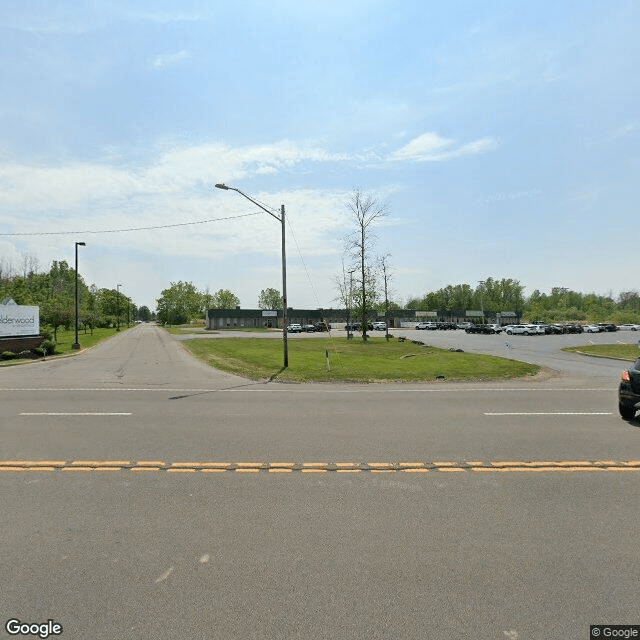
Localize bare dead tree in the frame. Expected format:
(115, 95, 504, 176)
(20, 252, 40, 278)
(344, 189, 388, 341)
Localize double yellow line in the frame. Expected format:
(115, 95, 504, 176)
(1, 460, 639, 473)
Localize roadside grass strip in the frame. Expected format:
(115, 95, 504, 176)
(1, 460, 639, 474)
(563, 343, 639, 361)
(181, 336, 539, 383)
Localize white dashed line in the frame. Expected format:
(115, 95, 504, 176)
(20, 412, 132, 416)
(484, 412, 612, 416)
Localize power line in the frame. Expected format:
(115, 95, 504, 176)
(0, 211, 261, 236)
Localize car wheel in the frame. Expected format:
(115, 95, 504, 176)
(619, 403, 637, 420)
(506, 330, 512, 335)
(523, 331, 529, 336)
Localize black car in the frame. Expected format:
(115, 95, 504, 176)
(562, 323, 583, 334)
(545, 324, 565, 335)
(345, 322, 373, 331)
(313, 322, 329, 332)
(597, 323, 618, 332)
(465, 324, 493, 334)
(619, 357, 640, 420)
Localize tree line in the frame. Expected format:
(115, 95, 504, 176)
(0, 257, 137, 339)
(404, 281, 639, 324)
(155, 284, 283, 325)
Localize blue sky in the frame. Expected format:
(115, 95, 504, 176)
(0, 1, 638, 311)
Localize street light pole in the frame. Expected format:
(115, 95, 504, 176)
(215, 183, 288, 368)
(72, 241, 86, 349)
(116, 284, 122, 332)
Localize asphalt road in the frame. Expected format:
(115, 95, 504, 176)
(1, 324, 639, 640)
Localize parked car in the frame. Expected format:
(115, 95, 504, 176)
(313, 322, 329, 332)
(372, 321, 387, 331)
(465, 324, 492, 334)
(583, 325, 600, 333)
(301, 324, 316, 332)
(416, 322, 437, 330)
(505, 325, 534, 335)
(562, 323, 584, 334)
(596, 323, 618, 332)
(436, 322, 457, 330)
(287, 323, 303, 333)
(618, 357, 640, 420)
(527, 324, 546, 335)
(618, 324, 640, 331)
(345, 322, 373, 331)
(546, 324, 565, 335)
(457, 322, 473, 330)
(488, 324, 503, 334)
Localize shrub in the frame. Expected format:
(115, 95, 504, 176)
(35, 339, 56, 355)
(1, 351, 17, 360)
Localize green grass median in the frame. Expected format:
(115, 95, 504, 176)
(0, 326, 128, 366)
(182, 336, 539, 383)
(563, 343, 640, 361)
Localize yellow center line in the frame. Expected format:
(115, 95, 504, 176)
(0, 459, 639, 475)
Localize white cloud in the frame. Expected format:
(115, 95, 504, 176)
(151, 50, 191, 69)
(0, 140, 360, 280)
(390, 132, 498, 163)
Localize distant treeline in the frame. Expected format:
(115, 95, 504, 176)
(404, 279, 639, 324)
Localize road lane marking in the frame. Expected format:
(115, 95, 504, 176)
(1, 460, 639, 474)
(20, 412, 132, 416)
(484, 412, 612, 416)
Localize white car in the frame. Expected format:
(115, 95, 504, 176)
(372, 322, 387, 331)
(583, 325, 600, 333)
(527, 324, 546, 335)
(505, 325, 535, 335)
(286, 323, 303, 333)
(618, 324, 640, 331)
(488, 324, 503, 334)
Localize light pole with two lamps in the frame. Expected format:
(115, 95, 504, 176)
(215, 183, 288, 368)
(72, 241, 86, 350)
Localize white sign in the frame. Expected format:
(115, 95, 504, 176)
(262, 310, 278, 317)
(0, 304, 40, 337)
(415, 311, 437, 317)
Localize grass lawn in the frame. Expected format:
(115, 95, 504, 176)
(182, 336, 539, 383)
(163, 325, 272, 335)
(0, 326, 128, 366)
(563, 343, 640, 361)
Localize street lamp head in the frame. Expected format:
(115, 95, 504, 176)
(76, 241, 86, 247)
(215, 183, 229, 190)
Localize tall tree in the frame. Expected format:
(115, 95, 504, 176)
(344, 190, 388, 341)
(156, 281, 203, 325)
(210, 289, 240, 309)
(137, 305, 152, 322)
(258, 287, 283, 310)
